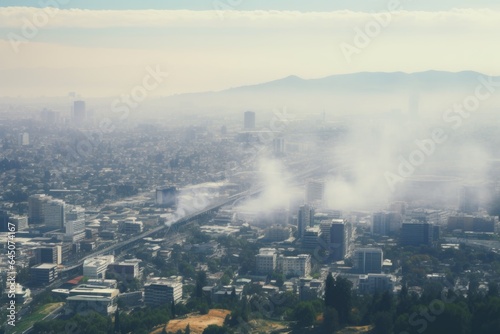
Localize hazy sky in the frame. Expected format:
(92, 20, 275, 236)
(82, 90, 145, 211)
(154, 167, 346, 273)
(1, 1, 499, 97)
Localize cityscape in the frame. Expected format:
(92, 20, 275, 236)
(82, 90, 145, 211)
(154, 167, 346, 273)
(2, 1, 500, 334)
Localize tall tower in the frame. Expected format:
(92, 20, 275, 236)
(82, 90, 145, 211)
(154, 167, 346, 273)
(298, 204, 315, 239)
(73, 100, 86, 126)
(28, 194, 50, 225)
(306, 180, 325, 207)
(244, 111, 256, 130)
(43, 199, 66, 229)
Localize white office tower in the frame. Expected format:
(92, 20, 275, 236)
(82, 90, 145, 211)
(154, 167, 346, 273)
(83, 255, 115, 279)
(43, 199, 66, 229)
(65, 206, 86, 241)
(279, 254, 311, 277)
(18, 132, 29, 146)
(256, 248, 277, 274)
(306, 180, 325, 207)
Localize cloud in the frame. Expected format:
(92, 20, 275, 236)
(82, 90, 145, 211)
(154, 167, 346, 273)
(0, 7, 499, 30)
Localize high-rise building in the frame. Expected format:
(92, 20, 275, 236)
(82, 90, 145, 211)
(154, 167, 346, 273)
(256, 248, 277, 274)
(122, 217, 143, 234)
(353, 248, 383, 274)
(302, 227, 322, 250)
(18, 132, 29, 146)
(31, 263, 58, 285)
(73, 100, 86, 126)
(273, 137, 285, 155)
(459, 186, 479, 214)
(358, 274, 395, 294)
(156, 187, 178, 208)
(244, 111, 256, 129)
(372, 212, 402, 236)
(35, 245, 62, 265)
(1, 213, 28, 232)
(330, 219, 351, 261)
(0, 211, 10, 232)
(42, 199, 66, 229)
(306, 180, 325, 206)
(65, 206, 86, 236)
(401, 222, 434, 246)
(144, 278, 183, 306)
(298, 204, 315, 239)
(83, 256, 114, 279)
(28, 194, 50, 225)
(108, 259, 141, 280)
(279, 254, 311, 277)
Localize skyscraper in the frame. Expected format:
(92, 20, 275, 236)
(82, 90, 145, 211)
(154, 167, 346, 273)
(306, 180, 325, 207)
(73, 100, 86, 126)
(459, 186, 479, 214)
(298, 204, 315, 239)
(401, 222, 434, 246)
(43, 199, 66, 229)
(28, 194, 50, 225)
(244, 111, 256, 129)
(330, 219, 351, 261)
(65, 206, 86, 238)
(353, 248, 383, 274)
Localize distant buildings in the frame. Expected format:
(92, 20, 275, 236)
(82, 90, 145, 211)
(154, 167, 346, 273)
(330, 219, 351, 261)
(18, 132, 29, 146)
(447, 215, 496, 233)
(298, 204, 315, 239)
(31, 263, 58, 285)
(67, 286, 119, 316)
(83, 256, 114, 279)
(358, 274, 395, 294)
(244, 111, 256, 129)
(121, 217, 143, 234)
(65, 206, 86, 241)
(42, 199, 66, 229)
(155, 187, 178, 208)
(302, 226, 322, 250)
(144, 277, 183, 306)
(353, 248, 383, 274)
(108, 259, 141, 279)
(273, 137, 285, 155)
(279, 254, 311, 277)
(306, 180, 325, 207)
(73, 100, 86, 126)
(255, 248, 311, 277)
(264, 225, 292, 242)
(28, 194, 49, 225)
(459, 186, 479, 214)
(0, 211, 28, 232)
(401, 222, 434, 246)
(35, 245, 62, 265)
(372, 212, 402, 236)
(256, 248, 277, 274)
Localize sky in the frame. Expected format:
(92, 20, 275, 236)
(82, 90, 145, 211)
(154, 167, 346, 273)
(1, 1, 499, 97)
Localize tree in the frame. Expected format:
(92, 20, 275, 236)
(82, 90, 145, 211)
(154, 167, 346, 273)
(322, 307, 339, 333)
(195, 271, 208, 299)
(202, 325, 230, 334)
(327, 276, 352, 325)
(292, 302, 316, 328)
(185, 324, 191, 334)
(372, 312, 393, 334)
(114, 309, 121, 334)
(325, 272, 335, 308)
(171, 300, 176, 319)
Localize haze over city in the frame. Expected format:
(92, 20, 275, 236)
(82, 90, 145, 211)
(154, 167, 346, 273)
(1, 1, 500, 334)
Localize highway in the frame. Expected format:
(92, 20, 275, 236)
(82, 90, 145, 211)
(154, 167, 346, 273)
(61, 164, 323, 273)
